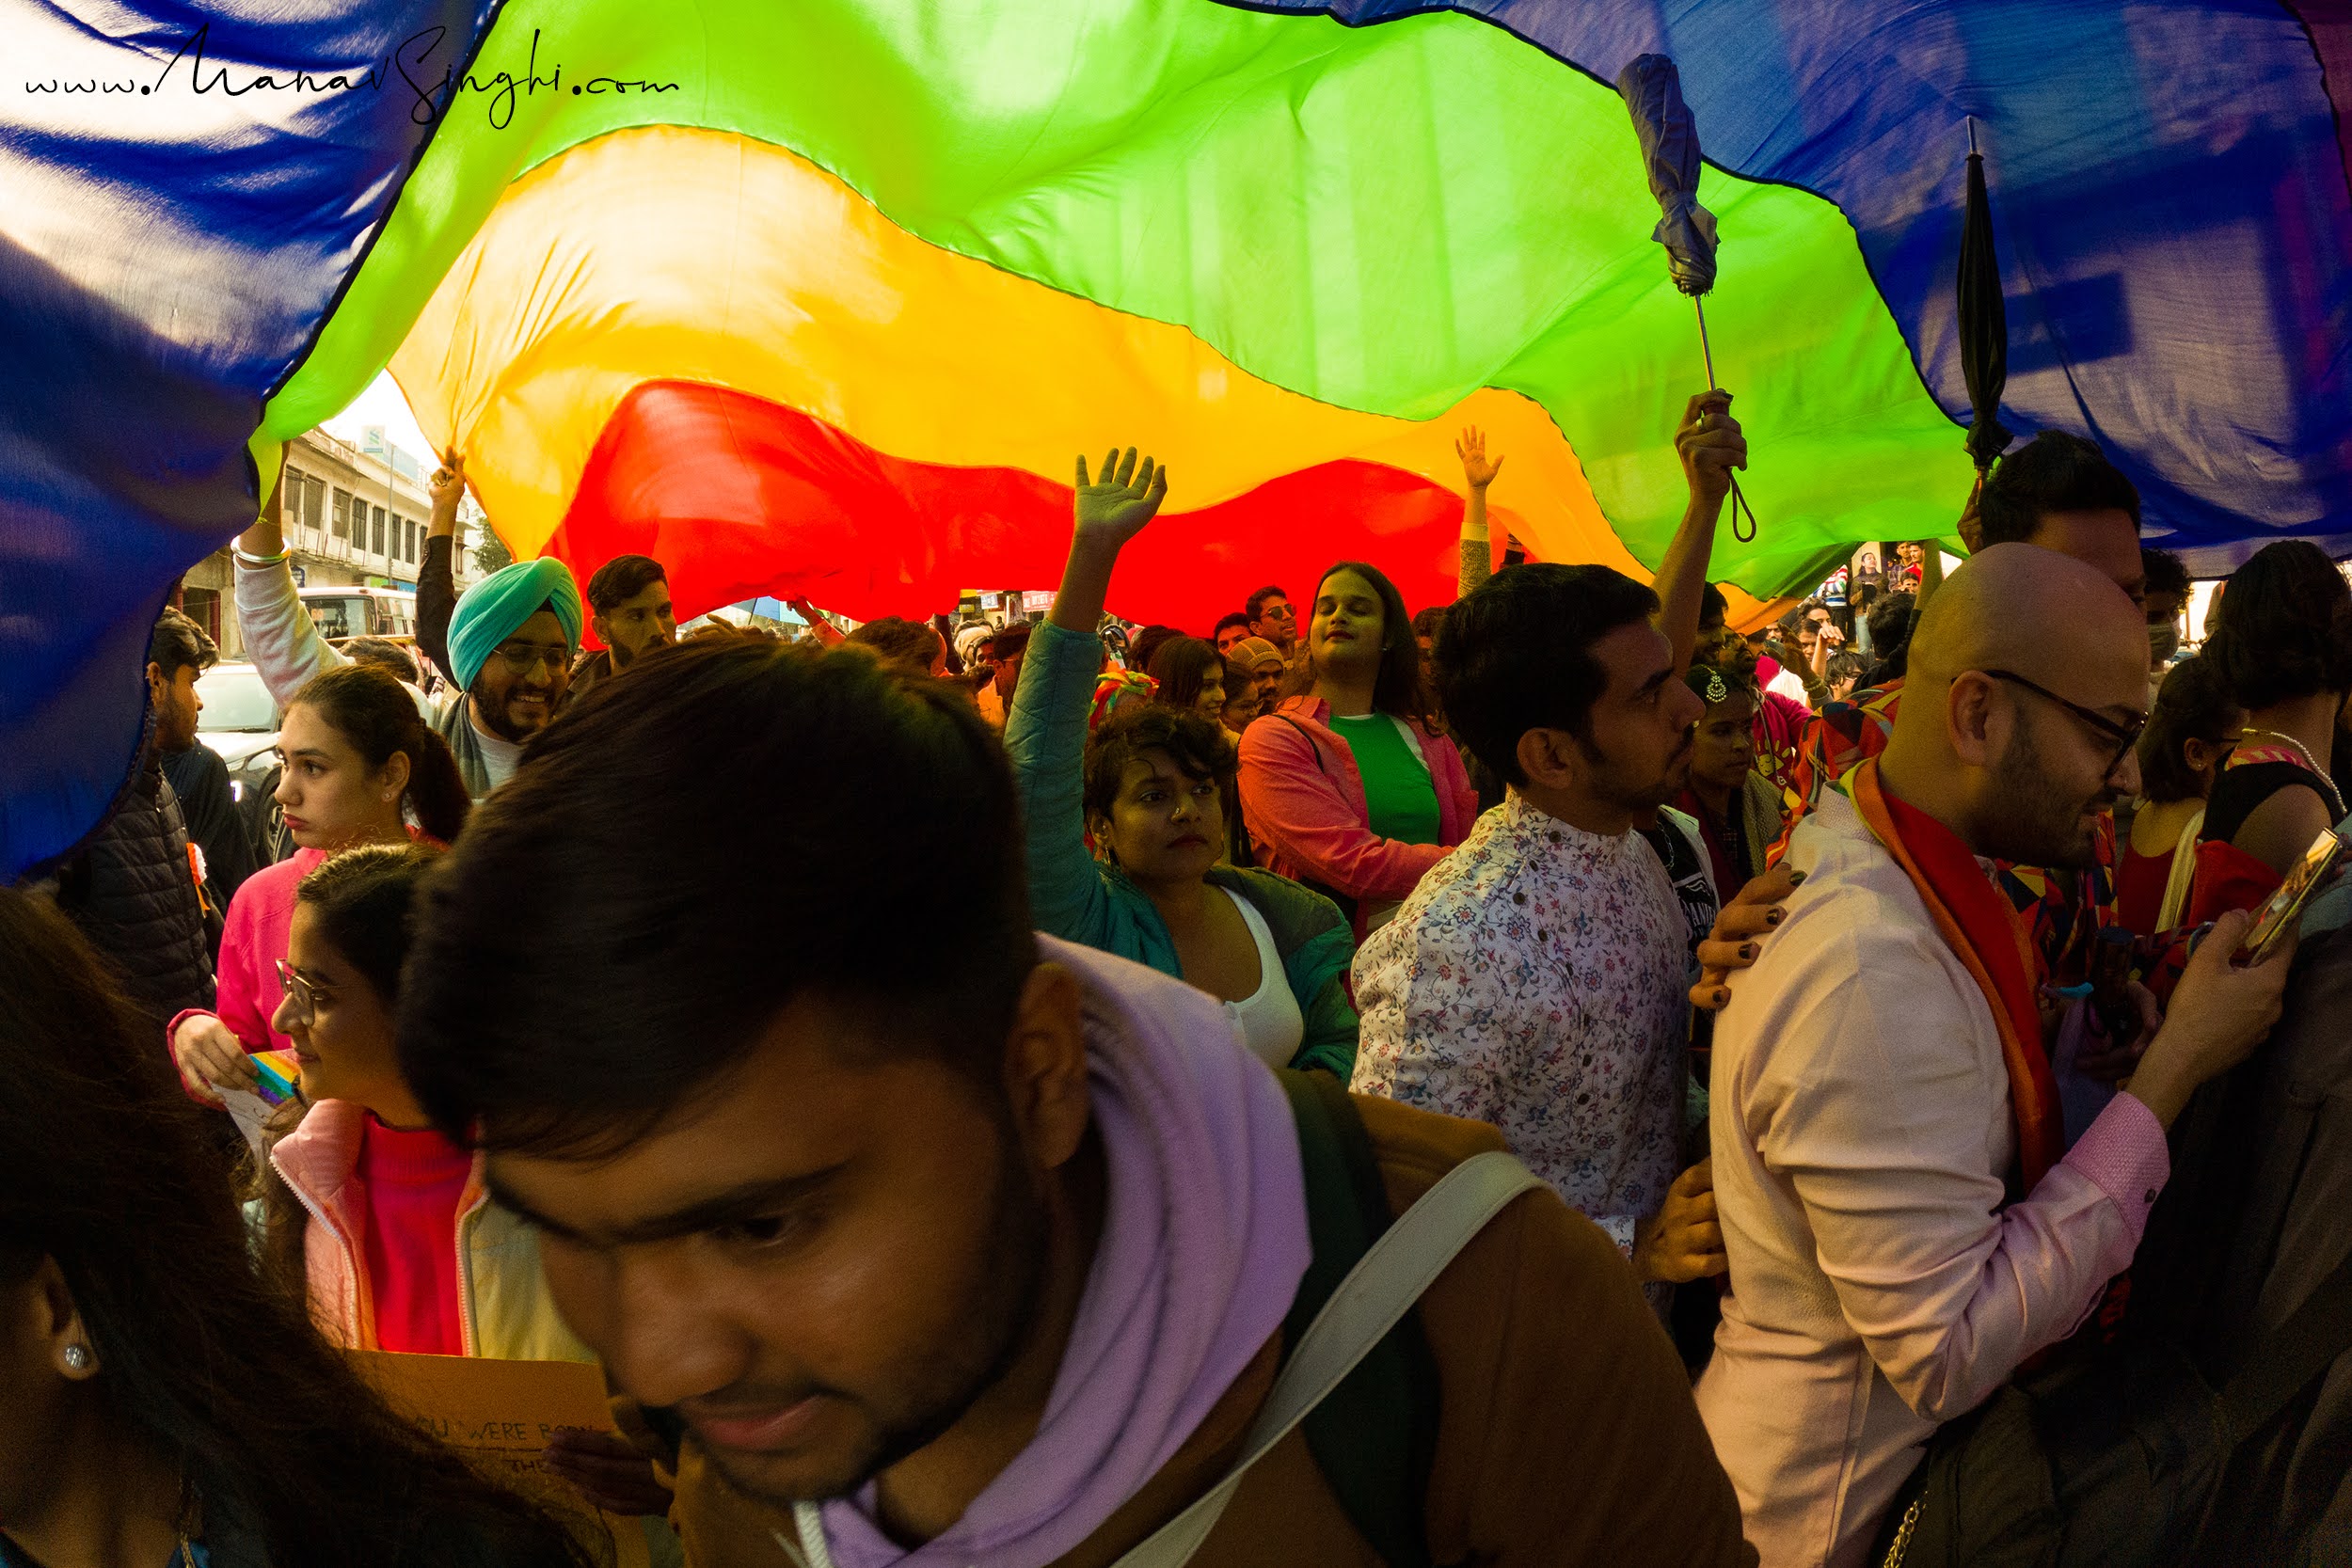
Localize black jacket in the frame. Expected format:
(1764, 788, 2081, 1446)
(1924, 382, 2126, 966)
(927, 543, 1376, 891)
(164, 741, 258, 912)
(54, 749, 215, 1027)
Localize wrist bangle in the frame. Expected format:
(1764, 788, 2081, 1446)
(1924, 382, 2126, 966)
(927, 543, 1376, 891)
(231, 546, 290, 567)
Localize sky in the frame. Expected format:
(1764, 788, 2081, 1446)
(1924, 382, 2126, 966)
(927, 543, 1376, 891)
(316, 369, 437, 470)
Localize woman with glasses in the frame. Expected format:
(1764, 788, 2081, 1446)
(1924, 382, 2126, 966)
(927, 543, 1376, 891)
(259, 844, 680, 1534)
(2116, 656, 2243, 937)
(0, 884, 596, 1568)
(167, 665, 467, 1108)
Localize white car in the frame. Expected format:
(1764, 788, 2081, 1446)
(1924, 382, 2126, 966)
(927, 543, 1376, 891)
(195, 662, 291, 860)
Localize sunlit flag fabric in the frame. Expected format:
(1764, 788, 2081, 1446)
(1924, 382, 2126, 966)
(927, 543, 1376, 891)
(5, 0, 2350, 878)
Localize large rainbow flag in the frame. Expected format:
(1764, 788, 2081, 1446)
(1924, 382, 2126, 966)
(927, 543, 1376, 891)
(6, 0, 2349, 877)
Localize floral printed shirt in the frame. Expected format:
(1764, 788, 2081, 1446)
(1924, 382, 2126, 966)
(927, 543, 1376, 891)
(1351, 796, 1692, 1264)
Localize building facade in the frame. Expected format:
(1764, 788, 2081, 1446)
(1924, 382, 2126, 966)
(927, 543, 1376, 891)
(178, 427, 485, 660)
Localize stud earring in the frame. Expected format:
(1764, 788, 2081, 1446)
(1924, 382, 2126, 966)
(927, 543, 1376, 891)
(63, 1344, 90, 1371)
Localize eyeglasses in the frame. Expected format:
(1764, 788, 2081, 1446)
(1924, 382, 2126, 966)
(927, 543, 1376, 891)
(1980, 670, 2147, 778)
(492, 641, 573, 675)
(276, 958, 326, 1026)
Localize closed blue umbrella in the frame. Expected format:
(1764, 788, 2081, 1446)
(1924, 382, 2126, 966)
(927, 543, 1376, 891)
(1619, 53, 1755, 540)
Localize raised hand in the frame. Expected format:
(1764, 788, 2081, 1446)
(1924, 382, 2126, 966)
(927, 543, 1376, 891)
(428, 448, 466, 520)
(1073, 447, 1169, 548)
(1676, 390, 1747, 510)
(1455, 426, 1505, 490)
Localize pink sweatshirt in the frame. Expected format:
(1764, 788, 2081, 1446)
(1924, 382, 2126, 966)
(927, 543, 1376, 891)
(166, 847, 326, 1069)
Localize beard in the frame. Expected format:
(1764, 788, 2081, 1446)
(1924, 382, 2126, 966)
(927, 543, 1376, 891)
(1582, 728, 1694, 815)
(1980, 721, 2110, 870)
(471, 679, 561, 742)
(702, 1117, 1056, 1507)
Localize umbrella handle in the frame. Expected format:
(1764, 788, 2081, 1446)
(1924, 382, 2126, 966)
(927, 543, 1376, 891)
(1727, 475, 1756, 544)
(1695, 297, 1757, 542)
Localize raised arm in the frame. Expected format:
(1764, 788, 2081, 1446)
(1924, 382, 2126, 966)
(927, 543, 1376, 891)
(415, 449, 463, 683)
(1455, 426, 1502, 597)
(234, 461, 344, 705)
(1002, 451, 1170, 944)
(785, 597, 846, 647)
(1048, 447, 1168, 636)
(1659, 390, 1747, 672)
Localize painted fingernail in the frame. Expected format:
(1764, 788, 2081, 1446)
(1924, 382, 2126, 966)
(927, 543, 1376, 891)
(1788, 870, 1807, 885)
(1766, 908, 1786, 926)
(1713, 989, 1731, 1007)
(1740, 942, 1759, 959)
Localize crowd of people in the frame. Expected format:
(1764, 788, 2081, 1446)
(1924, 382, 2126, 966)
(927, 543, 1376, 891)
(9, 387, 2352, 1568)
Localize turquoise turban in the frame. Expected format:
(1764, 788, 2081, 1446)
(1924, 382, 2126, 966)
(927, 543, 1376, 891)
(448, 557, 584, 690)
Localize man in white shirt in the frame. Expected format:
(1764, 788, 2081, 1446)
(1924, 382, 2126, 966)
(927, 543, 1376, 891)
(1352, 562, 1723, 1295)
(1698, 545, 2294, 1567)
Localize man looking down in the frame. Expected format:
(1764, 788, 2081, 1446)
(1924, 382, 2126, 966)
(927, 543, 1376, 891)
(395, 623, 1755, 1567)
(1698, 545, 2292, 1568)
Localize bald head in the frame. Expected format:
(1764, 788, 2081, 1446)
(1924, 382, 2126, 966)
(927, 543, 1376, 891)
(1907, 543, 2146, 699)
(1884, 543, 2148, 866)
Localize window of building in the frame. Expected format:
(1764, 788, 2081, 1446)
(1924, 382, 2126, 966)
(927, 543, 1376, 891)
(372, 506, 387, 555)
(307, 476, 326, 531)
(332, 489, 350, 540)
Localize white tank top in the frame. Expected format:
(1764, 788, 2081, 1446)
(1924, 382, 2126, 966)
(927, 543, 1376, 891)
(1218, 886, 1305, 1069)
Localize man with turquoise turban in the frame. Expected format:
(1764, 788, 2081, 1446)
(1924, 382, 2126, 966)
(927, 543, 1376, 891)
(436, 557, 583, 797)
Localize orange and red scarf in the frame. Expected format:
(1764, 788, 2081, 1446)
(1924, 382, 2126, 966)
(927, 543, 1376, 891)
(1844, 757, 2064, 1191)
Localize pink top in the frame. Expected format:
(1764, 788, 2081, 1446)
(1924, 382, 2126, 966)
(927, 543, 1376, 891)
(166, 848, 326, 1074)
(1236, 696, 1477, 939)
(355, 1117, 471, 1356)
(1696, 790, 2170, 1568)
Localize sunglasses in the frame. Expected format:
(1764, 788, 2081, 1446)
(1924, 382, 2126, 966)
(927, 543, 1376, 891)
(1981, 669, 2147, 778)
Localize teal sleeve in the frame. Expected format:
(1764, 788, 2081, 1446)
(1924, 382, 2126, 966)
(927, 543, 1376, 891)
(1003, 622, 1118, 948)
(1281, 920, 1361, 1080)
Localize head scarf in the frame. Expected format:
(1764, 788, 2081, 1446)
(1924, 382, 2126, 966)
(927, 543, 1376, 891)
(448, 558, 583, 690)
(1089, 669, 1156, 732)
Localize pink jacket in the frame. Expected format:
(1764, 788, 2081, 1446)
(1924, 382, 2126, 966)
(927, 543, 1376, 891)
(166, 848, 326, 1071)
(268, 1098, 596, 1362)
(1237, 697, 1477, 936)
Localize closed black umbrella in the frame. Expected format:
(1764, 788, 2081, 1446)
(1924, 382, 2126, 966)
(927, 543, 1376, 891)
(1619, 53, 1755, 541)
(1959, 118, 2012, 476)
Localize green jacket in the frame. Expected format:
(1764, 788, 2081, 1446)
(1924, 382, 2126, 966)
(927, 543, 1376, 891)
(1005, 621, 1359, 1079)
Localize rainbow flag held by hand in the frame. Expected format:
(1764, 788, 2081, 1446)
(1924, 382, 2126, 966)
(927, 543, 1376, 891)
(251, 1051, 303, 1109)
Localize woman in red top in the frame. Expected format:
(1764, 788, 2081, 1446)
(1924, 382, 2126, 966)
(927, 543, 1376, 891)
(2116, 656, 2240, 936)
(259, 845, 675, 1523)
(2190, 542, 2352, 921)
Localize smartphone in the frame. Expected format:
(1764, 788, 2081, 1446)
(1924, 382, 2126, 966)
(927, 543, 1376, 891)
(2237, 829, 2348, 965)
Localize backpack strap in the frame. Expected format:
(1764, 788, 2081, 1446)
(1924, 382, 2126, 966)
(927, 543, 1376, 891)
(1107, 1148, 1544, 1568)
(1278, 1069, 1441, 1568)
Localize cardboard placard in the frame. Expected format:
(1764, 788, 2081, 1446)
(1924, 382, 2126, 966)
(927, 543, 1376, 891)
(352, 1351, 655, 1567)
